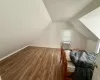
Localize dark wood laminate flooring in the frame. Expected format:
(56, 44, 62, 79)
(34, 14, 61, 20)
(0, 46, 63, 80)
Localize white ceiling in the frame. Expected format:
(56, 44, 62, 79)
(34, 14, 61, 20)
(80, 6, 100, 39)
(70, 19, 98, 41)
(43, 0, 92, 21)
(70, 0, 100, 41)
(43, 0, 99, 41)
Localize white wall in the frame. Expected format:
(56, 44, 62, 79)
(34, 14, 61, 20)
(0, 0, 51, 59)
(70, 19, 98, 41)
(62, 27, 87, 50)
(71, 30, 87, 50)
(86, 40, 97, 52)
(80, 6, 100, 39)
(64, 22, 88, 50)
(92, 53, 100, 80)
(32, 22, 87, 50)
(31, 22, 67, 48)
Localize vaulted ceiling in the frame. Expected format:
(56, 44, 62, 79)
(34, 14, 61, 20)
(43, 0, 92, 21)
(43, 0, 100, 41)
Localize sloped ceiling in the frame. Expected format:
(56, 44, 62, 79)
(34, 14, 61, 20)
(72, 0, 100, 20)
(80, 6, 100, 39)
(70, 0, 100, 41)
(43, 0, 99, 41)
(43, 0, 92, 21)
(70, 19, 98, 41)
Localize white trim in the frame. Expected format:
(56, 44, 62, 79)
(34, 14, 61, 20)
(95, 40, 100, 53)
(29, 45, 60, 49)
(0, 45, 29, 61)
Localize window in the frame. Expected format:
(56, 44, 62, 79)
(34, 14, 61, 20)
(62, 30, 72, 43)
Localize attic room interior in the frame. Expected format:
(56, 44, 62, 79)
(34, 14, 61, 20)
(0, 0, 100, 80)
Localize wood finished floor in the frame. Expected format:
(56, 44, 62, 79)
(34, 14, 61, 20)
(0, 46, 63, 80)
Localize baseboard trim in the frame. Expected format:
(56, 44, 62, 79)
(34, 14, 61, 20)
(29, 45, 60, 49)
(0, 45, 29, 61)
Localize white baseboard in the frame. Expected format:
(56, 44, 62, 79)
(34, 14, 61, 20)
(29, 45, 60, 49)
(0, 45, 29, 61)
